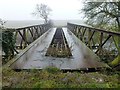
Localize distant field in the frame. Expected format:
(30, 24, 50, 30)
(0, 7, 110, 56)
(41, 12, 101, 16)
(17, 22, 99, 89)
(4, 20, 85, 28)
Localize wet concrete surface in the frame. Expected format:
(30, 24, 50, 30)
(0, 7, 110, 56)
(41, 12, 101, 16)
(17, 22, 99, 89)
(10, 28, 108, 70)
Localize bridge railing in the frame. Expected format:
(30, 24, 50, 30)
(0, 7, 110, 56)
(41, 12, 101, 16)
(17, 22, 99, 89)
(14, 23, 51, 50)
(2, 23, 52, 58)
(67, 23, 120, 61)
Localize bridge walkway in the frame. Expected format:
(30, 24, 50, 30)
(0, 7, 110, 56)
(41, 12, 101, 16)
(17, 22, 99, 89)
(10, 28, 108, 70)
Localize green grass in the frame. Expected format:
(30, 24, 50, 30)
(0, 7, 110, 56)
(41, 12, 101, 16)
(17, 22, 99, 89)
(2, 66, 120, 88)
(44, 66, 60, 74)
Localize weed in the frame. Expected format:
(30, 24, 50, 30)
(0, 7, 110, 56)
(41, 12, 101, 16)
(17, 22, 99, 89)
(44, 66, 60, 74)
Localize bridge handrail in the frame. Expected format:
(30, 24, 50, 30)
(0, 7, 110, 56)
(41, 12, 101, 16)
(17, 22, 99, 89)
(67, 22, 120, 61)
(2, 23, 50, 32)
(16, 24, 50, 31)
(67, 23, 120, 36)
(2, 23, 52, 58)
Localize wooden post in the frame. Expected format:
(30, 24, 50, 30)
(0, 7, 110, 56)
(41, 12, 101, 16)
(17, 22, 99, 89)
(96, 32, 103, 54)
(87, 30, 95, 47)
(88, 29, 92, 48)
(28, 28, 34, 41)
(23, 29, 27, 48)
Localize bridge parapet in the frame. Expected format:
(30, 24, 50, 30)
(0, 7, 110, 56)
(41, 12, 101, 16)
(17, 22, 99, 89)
(67, 23, 120, 62)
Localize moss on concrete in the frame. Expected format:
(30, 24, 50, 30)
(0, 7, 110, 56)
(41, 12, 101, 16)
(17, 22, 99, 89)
(110, 55, 120, 66)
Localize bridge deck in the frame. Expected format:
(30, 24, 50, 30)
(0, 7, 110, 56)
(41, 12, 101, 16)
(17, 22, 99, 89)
(10, 28, 108, 70)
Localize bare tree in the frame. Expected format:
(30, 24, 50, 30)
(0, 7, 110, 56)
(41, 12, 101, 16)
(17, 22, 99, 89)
(0, 18, 6, 28)
(32, 4, 52, 24)
(48, 19, 54, 27)
(82, 2, 120, 31)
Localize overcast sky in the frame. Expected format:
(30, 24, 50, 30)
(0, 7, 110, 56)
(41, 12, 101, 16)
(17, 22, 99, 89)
(0, 0, 84, 20)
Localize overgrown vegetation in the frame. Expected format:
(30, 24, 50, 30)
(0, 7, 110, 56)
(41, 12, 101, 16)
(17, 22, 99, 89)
(82, 1, 120, 31)
(2, 30, 16, 64)
(2, 66, 120, 88)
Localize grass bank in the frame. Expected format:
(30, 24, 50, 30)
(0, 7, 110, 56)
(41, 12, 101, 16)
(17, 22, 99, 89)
(2, 66, 120, 88)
